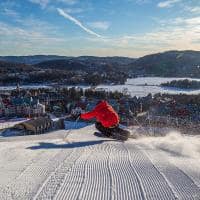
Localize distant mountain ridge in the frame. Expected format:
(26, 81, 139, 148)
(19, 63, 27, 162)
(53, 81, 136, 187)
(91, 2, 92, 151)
(33, 57, 134, 72)
(0, 55, 135, 65)
(129, 50, 200, 77)
(0, 50, 200, 77)
(0, 55, 71, 65)
(34, 59, 90, 71)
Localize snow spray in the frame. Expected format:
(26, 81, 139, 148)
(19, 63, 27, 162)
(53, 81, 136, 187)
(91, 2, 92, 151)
(132, 131, 200, 159)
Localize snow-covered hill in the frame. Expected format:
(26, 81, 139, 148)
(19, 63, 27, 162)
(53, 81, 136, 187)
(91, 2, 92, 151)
(0, 125, 200, 200)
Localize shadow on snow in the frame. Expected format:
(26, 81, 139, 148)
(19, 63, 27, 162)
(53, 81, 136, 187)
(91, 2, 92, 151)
(27, 139, 113, 150)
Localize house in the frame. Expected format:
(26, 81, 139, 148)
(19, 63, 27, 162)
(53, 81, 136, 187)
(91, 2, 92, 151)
(0, 95, 45, 118)
(14, 117, 52, 134)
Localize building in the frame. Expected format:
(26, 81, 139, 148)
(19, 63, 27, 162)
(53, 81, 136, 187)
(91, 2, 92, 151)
(14, 117, 52, 134)
(0, 95, 45, 118)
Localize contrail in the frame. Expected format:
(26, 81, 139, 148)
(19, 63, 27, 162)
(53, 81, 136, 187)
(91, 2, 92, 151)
(57, 8, 102, 38)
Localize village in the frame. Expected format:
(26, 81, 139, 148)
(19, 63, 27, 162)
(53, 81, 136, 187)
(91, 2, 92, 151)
(0, 84, 200, 136)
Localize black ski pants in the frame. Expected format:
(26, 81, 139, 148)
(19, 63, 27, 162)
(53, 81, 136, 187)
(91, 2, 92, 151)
(95, 122, 118, 137)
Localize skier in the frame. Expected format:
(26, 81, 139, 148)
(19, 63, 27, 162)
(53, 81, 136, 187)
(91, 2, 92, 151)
(79, 100, 130, 140)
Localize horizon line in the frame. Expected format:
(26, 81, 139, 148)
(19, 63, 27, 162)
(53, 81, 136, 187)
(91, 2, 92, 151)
(0, 49, 199, 59)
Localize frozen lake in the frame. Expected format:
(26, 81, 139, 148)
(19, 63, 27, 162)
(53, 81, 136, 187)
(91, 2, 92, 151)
(0, 77, 200, 97)
(97, 77, 200, 97)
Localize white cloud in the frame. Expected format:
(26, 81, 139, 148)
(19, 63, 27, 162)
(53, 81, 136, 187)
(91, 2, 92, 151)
(29, 0, 49, 9)
(28, 0, 78, 8)
(157, 0, 181, 8)
(127, 0, 150, 4)
(171, 17, 200, 26)
(0, 1, 20, 19)
(2, 8, 20, 18)
(57, 0, 78, 5)
(186, 6, 200, 14)
(86, 14, 200, 56)
(0, 21, 66, 55)
(185, 17, 200, 25)
(136, 0, 150, 4)
(0, 21, 63, 42)
(4, 8, 18, 17)
(0, 1, 17, 9)
(65, 8, 84, 14)
(88, 21, 110, 30)
(1, 0, 200, 57)
(57, 8, 102, 38)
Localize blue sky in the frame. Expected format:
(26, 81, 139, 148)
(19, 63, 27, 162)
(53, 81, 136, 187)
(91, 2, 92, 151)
(0, 0, 200, 57)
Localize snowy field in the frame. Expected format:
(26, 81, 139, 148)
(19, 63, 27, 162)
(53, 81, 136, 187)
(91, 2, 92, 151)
(97, 77, 200, 97)
(0, 124, 200, 200)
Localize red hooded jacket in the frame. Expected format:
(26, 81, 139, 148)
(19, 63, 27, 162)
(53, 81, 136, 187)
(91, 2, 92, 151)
(80, 101, 120, 128)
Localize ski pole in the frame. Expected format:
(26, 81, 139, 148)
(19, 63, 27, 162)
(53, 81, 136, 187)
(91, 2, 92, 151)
(74, 116, 80, 129)
(63, 116, 80, 141)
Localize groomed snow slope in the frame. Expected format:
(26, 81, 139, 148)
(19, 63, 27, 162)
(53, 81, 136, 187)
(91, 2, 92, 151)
(0, 125, 200, 200)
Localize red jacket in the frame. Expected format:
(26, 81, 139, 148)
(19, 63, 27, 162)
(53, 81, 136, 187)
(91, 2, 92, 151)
(81, 101, 120, 128)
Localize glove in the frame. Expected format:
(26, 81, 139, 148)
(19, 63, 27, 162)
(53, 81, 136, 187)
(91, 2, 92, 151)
(76, 113, 81, 120)
(71, 113, 81, 120)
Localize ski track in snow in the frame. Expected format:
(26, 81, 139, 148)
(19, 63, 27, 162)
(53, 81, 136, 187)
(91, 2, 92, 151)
(77, 144, 111, 200)
(169, 158, 200, 188)
(125, 144, 177, 200)
(0, 125, 200, 200)
(34, 149, 81, 200)
(1, 148, 68, 200)
(142, 147, 200, 200)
